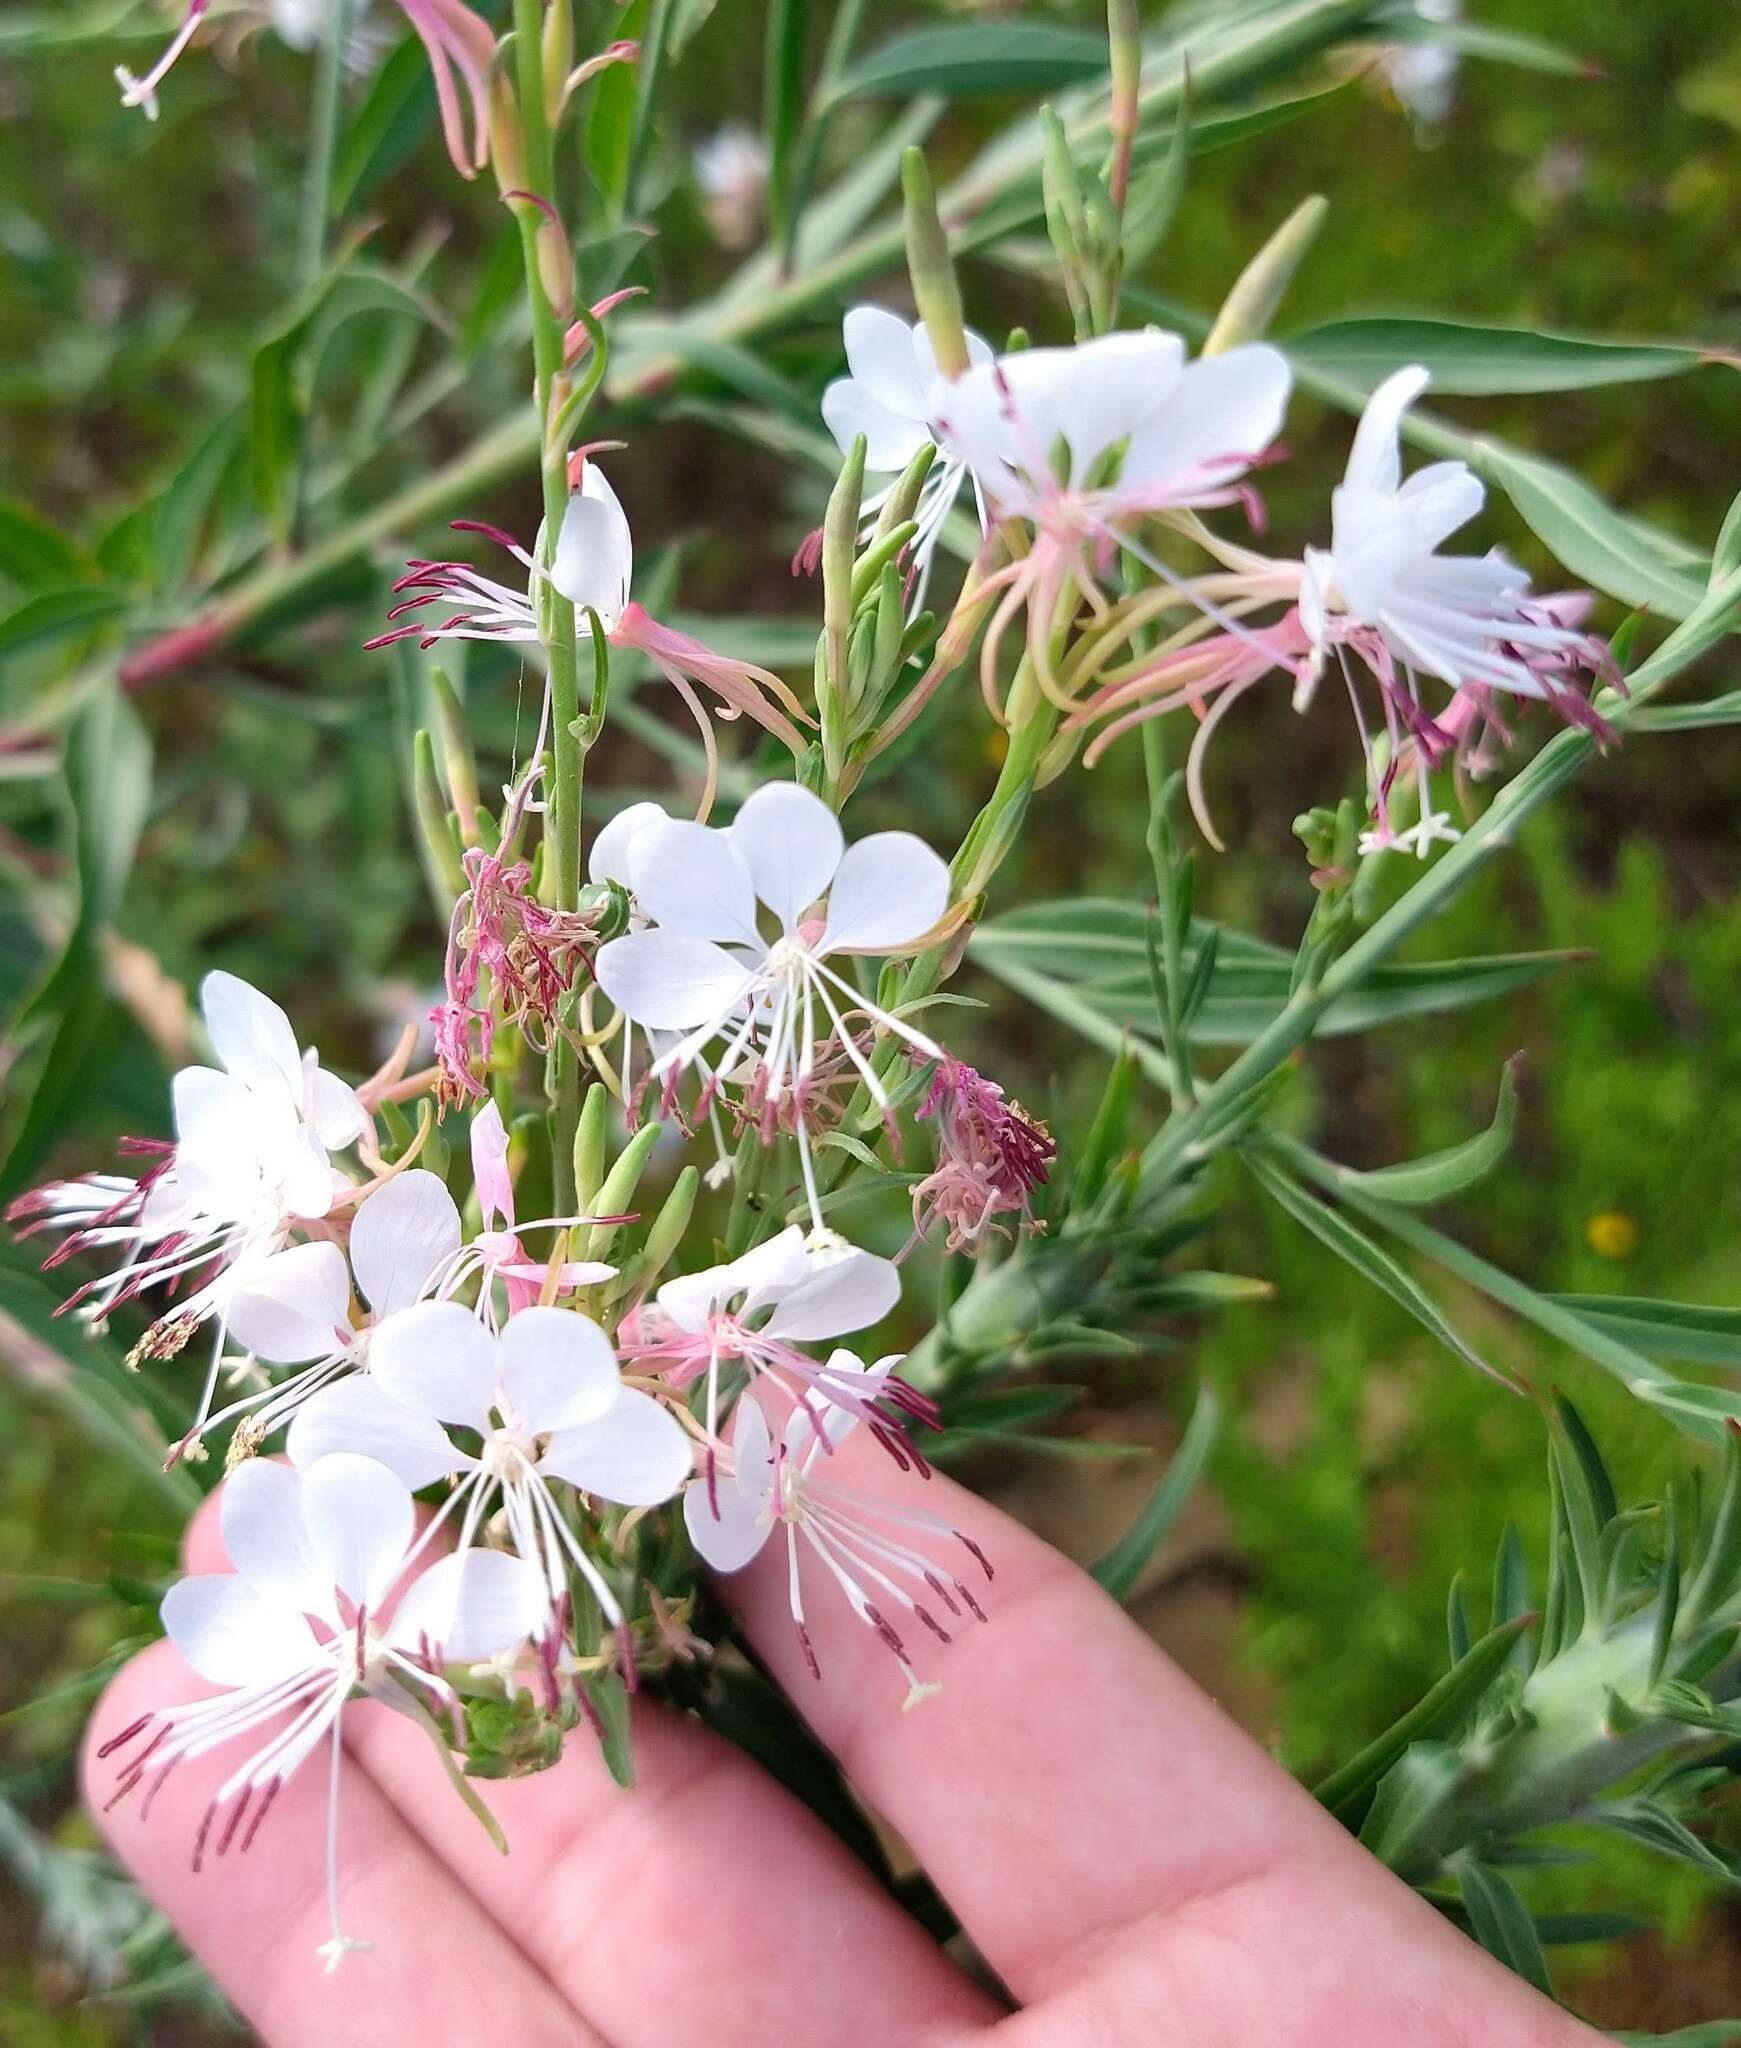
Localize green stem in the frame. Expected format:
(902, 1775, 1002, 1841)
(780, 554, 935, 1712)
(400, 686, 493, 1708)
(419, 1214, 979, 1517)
(1141, 720, 1192, 1107)
(120, 0, 1377, 684)
(511, 0, 584, 1204)
(299, 0, 350, 280)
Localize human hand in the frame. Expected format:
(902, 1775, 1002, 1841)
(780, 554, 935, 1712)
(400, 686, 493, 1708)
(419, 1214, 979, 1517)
(85, 1434, 1597, 2046)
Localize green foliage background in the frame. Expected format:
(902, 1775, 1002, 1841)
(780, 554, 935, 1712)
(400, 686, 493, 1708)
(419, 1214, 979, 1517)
(2, 0, 1740, 2036)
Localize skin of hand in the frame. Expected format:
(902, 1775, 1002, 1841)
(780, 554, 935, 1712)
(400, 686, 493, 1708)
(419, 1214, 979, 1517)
(84, 1433, 1602, 2048)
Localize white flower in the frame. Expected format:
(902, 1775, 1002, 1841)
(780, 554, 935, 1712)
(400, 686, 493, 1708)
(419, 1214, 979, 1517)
(10, 973, 370, 1421)
(623, 1223, 925, 1452)
(594, 782, 950, 1228)
(588, 802, 738, 1184)
(684, 1376, 990, 1706)
(1298, 367, 1609, 856)
(287, 1302, 693, 1631)
(934, 328, 1291, 530)
(98, 1454, 543, 1970)
(692, 120, 769, 249)
(1383, 0, 1461, 129)
(821, 306, 994, 605)
(195, 1166, 462, 1456)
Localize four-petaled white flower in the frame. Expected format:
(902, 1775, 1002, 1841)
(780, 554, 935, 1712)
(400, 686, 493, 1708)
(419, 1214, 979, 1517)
(197, 1166, 461, 1457)
(10, 973, 369, 1427)
(367, 464, 808, 766)
(1298, 365, 1610, 855)
(594, 781, 950, 1228)
(927, 329, 1292, 711)
(935, 328, 1291, 531)
(821, 306, 994, 606)
(287, 1302, 693, 1633)
(99, 1453, 544, 1971)
(621, 1223, 933, 1461)
(684, 1376, 989, 1707)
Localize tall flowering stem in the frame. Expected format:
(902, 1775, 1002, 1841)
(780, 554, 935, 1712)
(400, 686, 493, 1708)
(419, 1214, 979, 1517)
(507, 0, 588, 1203)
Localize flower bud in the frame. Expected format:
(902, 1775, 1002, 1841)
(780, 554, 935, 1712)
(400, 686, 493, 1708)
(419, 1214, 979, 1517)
(636, 1164, 699, 1291)
(430, 668, 480, 845)
(583, 1121, 663, 1262)
(413, 729, 466, 898)
(541, 0, 573, 131)
(489, 67, 529, 200)
(901, 147, 970, 380)
(1203, 194, 1327, 356)
(572, 1081, 609, 1210)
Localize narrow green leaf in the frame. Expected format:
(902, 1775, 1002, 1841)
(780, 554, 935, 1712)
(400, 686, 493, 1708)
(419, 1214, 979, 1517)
(0, 498, 90, 589)
(1284, 317, 1721, 396)
(1244, 1149, 1504, 1386)
(1549, 1296, 1741, 1370)
(1331, 1059, 1518, 1206)
(1315, 1617, 1532, 1817)
(830, 23, 1111, 104)
(763, 0, 807, 257)
(1454, 1857, 1553, 1996)
(1649, 1486, 1681, 1693)
(1091, 1382, 1220, 1599)
(1491, 1521, 1531, 1633)
(330, 31, 435, 212)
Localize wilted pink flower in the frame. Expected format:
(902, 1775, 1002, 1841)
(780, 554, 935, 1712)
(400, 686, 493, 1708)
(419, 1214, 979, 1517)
(912, 1056, 1054, 1252)
(432, 767, 602, 1102)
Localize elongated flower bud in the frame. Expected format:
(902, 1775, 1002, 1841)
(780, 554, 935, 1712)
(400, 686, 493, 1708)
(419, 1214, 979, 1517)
(1204, 194, 1327, 356)
(414, 730, 466, 897)
(901, 148, 970, 380)
(542, 0, 573, 130)
(583, 1122, 663, 1261)
(573, 1082, 609, 1211)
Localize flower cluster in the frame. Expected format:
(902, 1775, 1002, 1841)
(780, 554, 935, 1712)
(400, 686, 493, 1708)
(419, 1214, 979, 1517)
(822, 313, 1610, 857)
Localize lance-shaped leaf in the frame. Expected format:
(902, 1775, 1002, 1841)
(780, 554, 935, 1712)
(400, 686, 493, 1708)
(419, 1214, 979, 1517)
(1283, 317, 1726, 396)
(1550, 1296, 1741, 1371)
(1314, 1615, 1534, 1819)
(1243, 1147, 1505, 1386)
(1091, 1381, 1221, 1600)
(1327, 1060, 1519, 1207)
(1453, 1856, 1553, 1996)
(828, 23, 1113, 104)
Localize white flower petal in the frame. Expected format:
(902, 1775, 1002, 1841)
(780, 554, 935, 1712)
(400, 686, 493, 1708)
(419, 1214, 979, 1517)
(759, 1245, 900, 1342)
(1049, 329, 1187, 478)
(350, 1170, 462, 1318)
(542, 1388, 693, 1506)
(728, 783, 844, 930)
(787, 1349, 886, 1465)
(288, 1377, 463, 1490)
(728, 1389, 773, 1503)
(1122, 344, 1291, 490)
(200, 971, 304, 1101)
(302, 1057, 369, 1151)
(628, 820, 759, 942)
(683, 1476, 769, 1572)
(299, 1452, 415, 1612)
(1393, 459, 1485, 554)
(722, 1225, 812, 1315)
(369, 1299, 500, 1430)
(821, 376, 928, 472)
(588, 800, 670, 890)
(280, 1127, 340, 1223)
(1344, 364, 1431, 497)
(388, 1549, 547, 1663)
(597, 930, 752, 1032)
(224, 1242, 351, 1364)
(497, 1306, 619, 1434)
(161, 1574, 320, 1689)
(818, 832, 949, 953)
(551, 465, 633, 632)
(912, 319, 995, 385)
(220, 1459, 330, 1617)
(840, 304, 929, 420)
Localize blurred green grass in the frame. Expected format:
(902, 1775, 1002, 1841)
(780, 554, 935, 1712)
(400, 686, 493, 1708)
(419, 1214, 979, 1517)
(4, 0, 1741, 2034)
